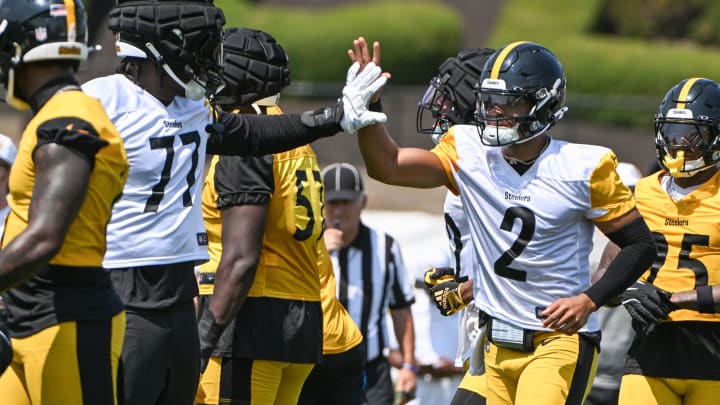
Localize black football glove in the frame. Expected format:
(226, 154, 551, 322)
(430, 280, 466, 316)
(197, 309, 226, 374)
(0, 321, 12, 376)
(621, 281, 679, 333)
(424, 267, 456, 291)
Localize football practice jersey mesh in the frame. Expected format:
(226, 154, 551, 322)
(635, 171, 720, 323)
(430, 125, 634, 331)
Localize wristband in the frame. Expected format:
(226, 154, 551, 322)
(402, 362, 418, 373)
(697, 285, 715, 314)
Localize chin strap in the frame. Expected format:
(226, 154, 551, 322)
(145, 42, 205, 100)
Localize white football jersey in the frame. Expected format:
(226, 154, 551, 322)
(443, 191, 482, 364)
(432, 125, 635, 332)
(443, 191, 473, 280)
(83, 74, 211, 268)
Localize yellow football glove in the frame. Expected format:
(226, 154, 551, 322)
(430, 281, 466, 316)
(424, 267, 456, 290)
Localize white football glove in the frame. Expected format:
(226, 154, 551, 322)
(340, 62, 388, 134)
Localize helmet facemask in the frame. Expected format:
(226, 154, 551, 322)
(655, 110, 720, 178)
(0, 33, 27, 110)
(475, 42, 568, 147)
(416, 48, 492, 138)
(476, 77, 566, 146)
(143, 32, 223, 101)
(416, 77, 457, 137)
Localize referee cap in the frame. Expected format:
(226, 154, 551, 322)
(322, 163, 364, 202)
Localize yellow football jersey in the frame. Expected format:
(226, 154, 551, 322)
(1, 89, 128, 337)
(200, 106, 322, 301)
(635, 171, 720, 323)
(317, 242, 363, 354)
(3, 90, 128, 265)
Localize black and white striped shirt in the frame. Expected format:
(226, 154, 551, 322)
(330, 223, 415, 362)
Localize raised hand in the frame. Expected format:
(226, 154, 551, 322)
(348, 37, 389, 103)
(339, 38, 389, 134)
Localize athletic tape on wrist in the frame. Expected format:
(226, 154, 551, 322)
(697, 285, 715, 314)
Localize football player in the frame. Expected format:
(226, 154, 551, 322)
(195, 27, 366, 405)
(417, 47, 494, 405)
(81, 1, 386, 404)
(0, 1, 128, 403)
(351, 38, 656, 404)
(616, 77, 720, 404)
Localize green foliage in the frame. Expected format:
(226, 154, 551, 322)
(487, 0, 720, 126)
(215, 0, 463, 84)
(591, 0, 720, 46)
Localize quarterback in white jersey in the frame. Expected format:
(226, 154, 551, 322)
(353, 38, 656, 405)
(441, 126, 628, 331)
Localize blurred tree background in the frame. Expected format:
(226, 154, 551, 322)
(1, 0, 710, 207)
(76, 0, 720, 128)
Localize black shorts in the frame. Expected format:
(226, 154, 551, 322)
(231, 296, 323, 363)
(119, 301, 199, 405)
(364, 356, 394, 405)
(298, 341, 368, 405)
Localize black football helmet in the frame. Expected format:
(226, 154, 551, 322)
(213, 27, 290, 110)
(0, 0, 89, 110)
(476, 41, 567, 146)
(655, 77, 720, 177)
(108, 0, 225, 100)
(417, 48, 494, 136)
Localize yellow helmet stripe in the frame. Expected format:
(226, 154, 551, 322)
(64, 0, 76, 42)
(490, 41, 529, 79)
(676, 77, 700, 109)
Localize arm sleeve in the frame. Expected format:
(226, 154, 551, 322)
(214, 154, 275, 209)
(583, 216, 657, 307)
(208, 109, 341, 156)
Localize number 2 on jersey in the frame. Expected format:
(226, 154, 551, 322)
(144, 131, 201, 212)
(495, 206, 535, 282)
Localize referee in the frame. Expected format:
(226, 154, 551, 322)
(322, 163, 417, 404)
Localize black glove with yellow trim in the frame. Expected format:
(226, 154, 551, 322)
(430, 280, 466, 316)
(424, 267, 456, 290)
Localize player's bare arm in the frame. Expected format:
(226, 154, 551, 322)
(349, 37, 451, 188)
(670, 286, 720, 313)
(209, 204, 268, 324)
(0, 143, 91, 291)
